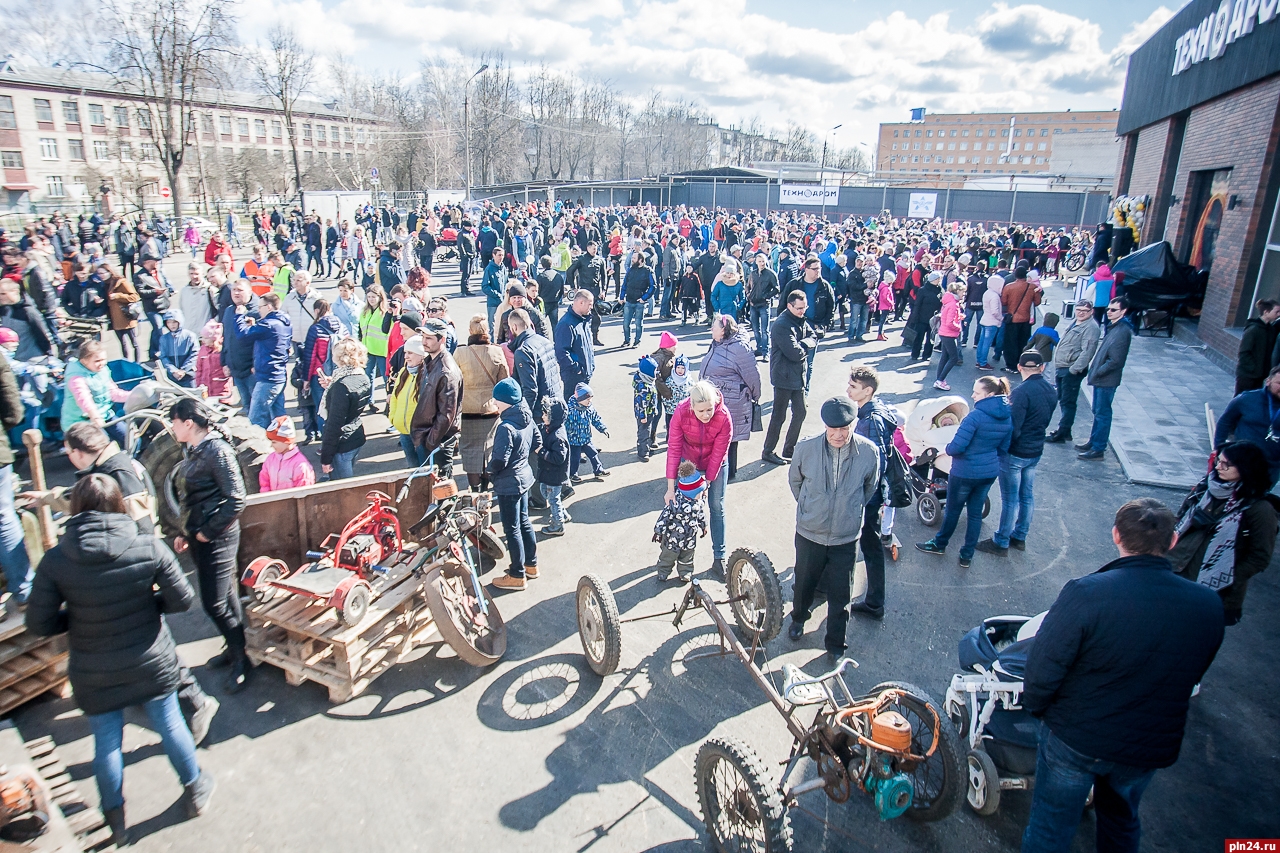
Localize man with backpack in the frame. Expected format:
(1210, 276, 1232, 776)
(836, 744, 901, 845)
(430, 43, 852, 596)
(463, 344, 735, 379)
(847, 365, 906, 620)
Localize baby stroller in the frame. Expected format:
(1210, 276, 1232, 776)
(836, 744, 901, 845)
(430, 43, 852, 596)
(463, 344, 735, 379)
(902, 396, 990, 527)
(434, 227, 459, 263)
(943, 612, 1046, 815)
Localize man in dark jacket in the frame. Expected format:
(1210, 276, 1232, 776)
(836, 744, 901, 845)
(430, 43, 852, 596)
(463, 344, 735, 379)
(218, 281, 260, 411)
(1079, 296, 1133, 461)
(509, 309, 564, 414)
(695, 242, 723, 324)
(847, 365, 896, 619)
(379, 242, 407, 290)
(1020, 498, 1224, 853)
(555, 291, 596, 392)
(410, 318, 463, 478)
(762, 291, 816, 465)
(134, 256, 173, 362)
(1235, 299, 1279, 394)
(747, 253, 778, 356)
(231, 292, 291, 428)
(537, 256, 566, 329)
(565, 243, 607, 345)
(621, 254, 655, 347)
(979, 352, 1056, 554)
(1215, 365, 1280, 486)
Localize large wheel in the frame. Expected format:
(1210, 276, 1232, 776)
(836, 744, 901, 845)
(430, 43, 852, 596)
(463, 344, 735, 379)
(966, 749, 1001, 816)
(1064, 251, 1085, 272)
(694, 736, 792, 853)
(725, 548, 784, 643)
(139, 433, 185, 538)
(340, 583, 371, 627)
(469, 527, 505, 572)
(576, 574, 622, 676)
(869, 681, 964, 822)
(917, 493, 941, 527)
(424, 564, 507, 666)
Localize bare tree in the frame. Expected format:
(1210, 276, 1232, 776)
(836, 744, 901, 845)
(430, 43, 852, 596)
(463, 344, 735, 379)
(98, 0, 232, 218)
(3, 0, 105, 67)
(252, 24, 316, 198)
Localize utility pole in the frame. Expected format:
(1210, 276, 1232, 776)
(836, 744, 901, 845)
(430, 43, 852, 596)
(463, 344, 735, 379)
(820, 123, 841, 221)
(464, 63, 489, 201)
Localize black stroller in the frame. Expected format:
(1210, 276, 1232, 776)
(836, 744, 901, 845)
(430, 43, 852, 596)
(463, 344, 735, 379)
(907, 447, 991, 528)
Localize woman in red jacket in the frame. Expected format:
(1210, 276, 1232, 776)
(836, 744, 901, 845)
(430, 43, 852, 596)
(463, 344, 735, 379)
(665, 381, 732, 576)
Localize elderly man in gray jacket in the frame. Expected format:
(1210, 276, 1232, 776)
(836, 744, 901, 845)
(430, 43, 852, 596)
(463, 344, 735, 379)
(1045, 300, 1101, 444)
(787, 396, 880, 659)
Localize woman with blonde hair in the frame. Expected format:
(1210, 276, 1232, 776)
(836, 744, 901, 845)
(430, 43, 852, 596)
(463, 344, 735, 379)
(318, 337, 372, 480)
(665, 380, 734, 576)
(455, 314, 511, 491)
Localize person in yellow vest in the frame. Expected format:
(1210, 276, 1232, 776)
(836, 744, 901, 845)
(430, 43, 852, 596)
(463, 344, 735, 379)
(239, 244, 275, 297)
(269, 250, 295, 300)
(358, 284, 390, 412)
(388, 335, 427, 466)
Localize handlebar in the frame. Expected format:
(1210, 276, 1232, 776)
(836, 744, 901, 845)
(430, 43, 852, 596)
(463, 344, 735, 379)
(396, 446, 441, 503)
(782, 657, 858, 699)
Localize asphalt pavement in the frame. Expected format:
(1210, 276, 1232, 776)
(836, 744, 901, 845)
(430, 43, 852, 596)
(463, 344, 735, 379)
(14, 257, 1278, 852)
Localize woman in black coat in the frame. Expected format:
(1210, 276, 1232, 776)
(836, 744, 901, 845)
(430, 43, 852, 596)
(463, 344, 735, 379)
(319, 338, 372, 480)
(907, 271, 943, 362)
(26, 476, 214, 843)
(169, 398, 250, 692)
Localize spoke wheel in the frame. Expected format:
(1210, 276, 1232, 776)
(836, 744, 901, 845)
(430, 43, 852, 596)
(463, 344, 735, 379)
(869, 681, 963, 822)
(424, 564, 507, 666)
(725, 548, 784, 643)
(695, 736, 792, 853)
(575, 574, 621, 676)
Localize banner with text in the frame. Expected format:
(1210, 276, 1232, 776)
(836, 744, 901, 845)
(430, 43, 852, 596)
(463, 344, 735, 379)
(779, 184, 840, 206)
(908, 192, 938, 218)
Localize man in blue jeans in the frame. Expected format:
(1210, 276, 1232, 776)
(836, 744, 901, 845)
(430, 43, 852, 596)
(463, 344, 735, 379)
(746, 252, 778, 356)
(231, 291, 292, 428)
(978, 351, 1056, 554)
(1079, 296, 1132, 461)
(1020, 499, 1224, 853)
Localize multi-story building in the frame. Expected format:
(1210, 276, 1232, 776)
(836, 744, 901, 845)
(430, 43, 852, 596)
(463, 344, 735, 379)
(0, 64, 381, 213)
(875, 110, 1119, 188)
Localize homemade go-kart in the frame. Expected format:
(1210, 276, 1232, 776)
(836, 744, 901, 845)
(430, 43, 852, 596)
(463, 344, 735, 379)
(574, 549, 963, 851)
(242, 451, 508, 665)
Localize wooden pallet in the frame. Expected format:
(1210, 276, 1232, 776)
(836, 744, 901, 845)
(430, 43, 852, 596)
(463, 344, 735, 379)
(244, 553, 444, 703)
(0, 724, 114, 851)
(0, 611, 70, 719)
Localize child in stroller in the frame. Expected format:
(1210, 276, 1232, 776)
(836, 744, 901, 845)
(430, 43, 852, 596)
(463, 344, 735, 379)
(944, 611, 1084, 817)
(902, 395, 991, 527)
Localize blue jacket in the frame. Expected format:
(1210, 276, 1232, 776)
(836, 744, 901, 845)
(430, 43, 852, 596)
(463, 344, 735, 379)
(233, 310, 292, 385)
(218, 303, 259, 379)
(1215, 387, 1280, 475)
(710, 279, 744, 316)
(481, 262, 508, 308)
(478, 225, 499, 256)
(488, 400, 540, 496)
(566, 399, 607, 446)
(378, 250, 406, 289)
(1008, 374, 1057, 459)
(945, 395, 1012, 479)
(555, 309, 594, 391)
(158, 320, 199, 386)
(300, 314, 344, 381)
(1023, 554, 1224, 768)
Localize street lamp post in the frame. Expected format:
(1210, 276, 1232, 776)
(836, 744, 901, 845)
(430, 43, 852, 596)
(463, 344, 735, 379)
(463, 63, 489, 202)
(820, 123, 842, 221)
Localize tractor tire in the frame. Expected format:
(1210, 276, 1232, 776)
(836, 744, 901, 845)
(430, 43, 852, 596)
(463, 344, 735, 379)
(695, 736, 792, 853)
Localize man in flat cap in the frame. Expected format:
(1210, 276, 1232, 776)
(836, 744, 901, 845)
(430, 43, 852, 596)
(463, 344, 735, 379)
(786, 396, 881, 660)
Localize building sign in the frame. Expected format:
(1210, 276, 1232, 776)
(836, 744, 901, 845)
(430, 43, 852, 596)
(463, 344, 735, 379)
(779, 184, 839, 205)
(1171, 0, 1278, 76)
(1119, 0, 1280, 134)
(908, 192, 938, 218)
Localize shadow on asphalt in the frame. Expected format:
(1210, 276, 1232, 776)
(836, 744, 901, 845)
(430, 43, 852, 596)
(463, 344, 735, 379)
(562, 477, 666, 524)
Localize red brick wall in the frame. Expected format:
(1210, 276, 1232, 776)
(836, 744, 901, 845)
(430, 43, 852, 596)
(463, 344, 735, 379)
(1125, 119, 1171, 244)
(1163, 76, 1280, 360)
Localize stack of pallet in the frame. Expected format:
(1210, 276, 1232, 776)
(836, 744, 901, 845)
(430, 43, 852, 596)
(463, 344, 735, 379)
(0, 610, 69, 718)
(244, 553, 443, 703)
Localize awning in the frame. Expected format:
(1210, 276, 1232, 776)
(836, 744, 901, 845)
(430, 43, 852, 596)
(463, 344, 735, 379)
(2, 183, 36, 191)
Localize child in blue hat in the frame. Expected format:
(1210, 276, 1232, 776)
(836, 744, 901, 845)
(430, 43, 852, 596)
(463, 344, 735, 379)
(567, 383, 610, 482)
(633, 355, 659, 462)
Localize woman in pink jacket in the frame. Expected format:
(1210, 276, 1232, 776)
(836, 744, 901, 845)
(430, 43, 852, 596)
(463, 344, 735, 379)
(665, 381, 732, 576)
(934, 281, 966, 391)
(874, 271, 896, 340)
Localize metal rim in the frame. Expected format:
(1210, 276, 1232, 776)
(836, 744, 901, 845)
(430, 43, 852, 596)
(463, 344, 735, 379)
(966, 752, 995, 812)
(729, 558, 767, 633)
(918, 494, 939, 525)
(438, 573, 503, 657)
(577, 585, 607, 667)
(885, 694, 947, 811)
(706, 754, 768, 849)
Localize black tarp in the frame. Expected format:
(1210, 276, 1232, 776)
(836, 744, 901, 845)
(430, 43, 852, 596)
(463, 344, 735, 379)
(1113, 241, 1203, 311)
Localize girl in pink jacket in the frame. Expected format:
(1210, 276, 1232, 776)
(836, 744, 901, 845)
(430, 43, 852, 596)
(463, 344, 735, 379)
(259, 416, 316, 492)
(874, 272, 895, 340)
(934, 283, 965, 391)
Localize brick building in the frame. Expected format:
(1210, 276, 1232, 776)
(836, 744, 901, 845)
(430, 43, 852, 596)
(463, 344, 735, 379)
(876, 110, 1118, 187)
(1114, 0, 1280, 363)
(0, 64, 381, 213)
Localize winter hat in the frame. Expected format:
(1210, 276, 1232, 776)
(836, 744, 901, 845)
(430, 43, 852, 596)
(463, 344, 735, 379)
(404, 335, 426, 356)
(506, 282, 528, 298)
(1027, 269, 1041, 283)
(200, 320, 222, 342)
(658, 331, 678, 350)
(677, 467, 707, 501)
(574, 383, 593, 401)
(399, 311, 423, 332)
(493, 377, 522, 405)
(0, 328, 18, 347)
(638, 355, 657, 379)
(882, 270, 896, 283)
(265, 416, 298, 443)
(820, 396, 857, 428)
(958, 252, 972, 266)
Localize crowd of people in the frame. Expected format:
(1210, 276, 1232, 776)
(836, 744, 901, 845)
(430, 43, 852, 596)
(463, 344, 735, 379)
(0, 196, 1273, 853)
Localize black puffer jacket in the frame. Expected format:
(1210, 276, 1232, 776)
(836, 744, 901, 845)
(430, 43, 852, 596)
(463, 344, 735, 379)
(488, 400, 541, 496)
(321, 371, 372, 465)
(177, 436, 246, 541)
(26, 511, 194, 716)
(536, 398, 569, 486)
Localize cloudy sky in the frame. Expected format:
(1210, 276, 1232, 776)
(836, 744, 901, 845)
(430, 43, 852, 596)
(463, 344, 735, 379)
(241, 0, 1183, 146)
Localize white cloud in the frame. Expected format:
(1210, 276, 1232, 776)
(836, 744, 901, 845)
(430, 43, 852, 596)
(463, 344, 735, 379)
(235, 0, 1173, 150)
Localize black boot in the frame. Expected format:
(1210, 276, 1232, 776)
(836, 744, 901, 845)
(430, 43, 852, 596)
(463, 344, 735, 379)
(181, 771, 216, 818)
(226, 653, 251, 694)
(104, 806, 129, 846)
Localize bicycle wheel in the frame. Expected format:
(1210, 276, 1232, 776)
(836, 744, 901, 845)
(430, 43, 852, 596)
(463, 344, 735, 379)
(870, 681, 964, 822)
(695, 736, 792, 853)
(1064, 251, 1085, 272)
(576, 574, 621, 676)
(725, 547, 784, 643)
(424, 564, 507, 666)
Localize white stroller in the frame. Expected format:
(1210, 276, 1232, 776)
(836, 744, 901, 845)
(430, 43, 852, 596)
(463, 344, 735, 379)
(901, 396, 991, 527)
